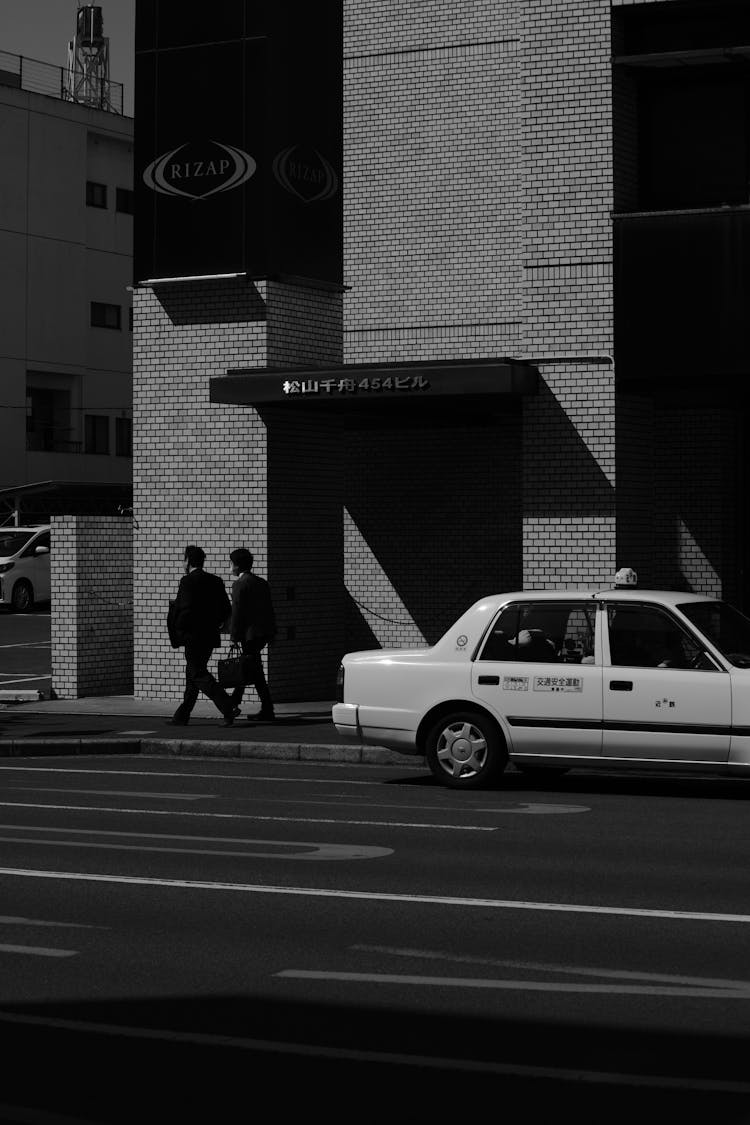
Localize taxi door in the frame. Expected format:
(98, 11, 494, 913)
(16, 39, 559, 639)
(471, 599, 604, 758)
(602, 602, 730, 763)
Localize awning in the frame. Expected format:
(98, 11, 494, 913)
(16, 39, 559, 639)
(210, 358, 538, 408)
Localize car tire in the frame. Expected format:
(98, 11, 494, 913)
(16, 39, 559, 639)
(425, 709, 506, 789)
(10, 580, 33, 613)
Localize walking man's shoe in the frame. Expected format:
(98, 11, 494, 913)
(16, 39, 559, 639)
(167, 717, 189, 726)
(247, 710, 275, 722)
(222, 711, 235, 726)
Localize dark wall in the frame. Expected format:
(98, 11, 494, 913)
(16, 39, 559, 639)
(134, 0, 342, 284)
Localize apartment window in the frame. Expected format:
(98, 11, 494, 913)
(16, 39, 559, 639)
(86, 180, 107, 208)
(115, 416, 133, 457)
(85, 414, 110, 455)
(90, 302, 121, 330)
(115, 187, 134, 214)
(26, 386, 77, 453)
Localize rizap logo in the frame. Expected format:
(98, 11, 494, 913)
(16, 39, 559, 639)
(272, 144, 339, 203)
(142, 140, 256, 200)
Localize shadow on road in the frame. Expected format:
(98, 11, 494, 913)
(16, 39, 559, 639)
(0, 994, 749, 1124)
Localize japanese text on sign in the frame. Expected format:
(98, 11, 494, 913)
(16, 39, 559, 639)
(282, 375, 431, 396)
(533, 676, 583, 693)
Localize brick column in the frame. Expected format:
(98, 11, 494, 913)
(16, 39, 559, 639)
(132, 278, 343, 703)
(51, 516, 133, 698)
(520, 0, 616, 587)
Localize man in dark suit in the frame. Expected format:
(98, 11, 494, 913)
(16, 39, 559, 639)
(168, 545, 235, 726)
(228, 548, 277, 722)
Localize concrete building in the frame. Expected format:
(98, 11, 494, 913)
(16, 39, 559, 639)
(0, 48, 133, 522)
(52, 0, 750, 703)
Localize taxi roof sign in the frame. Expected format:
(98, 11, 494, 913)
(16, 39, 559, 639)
(614, 567, 638, 587)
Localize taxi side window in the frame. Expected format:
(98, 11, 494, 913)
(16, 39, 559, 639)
(607, 605, 704, 669)
(479, 602, 596, 663)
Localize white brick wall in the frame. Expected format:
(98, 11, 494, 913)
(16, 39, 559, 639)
(51, 516, 133, 697)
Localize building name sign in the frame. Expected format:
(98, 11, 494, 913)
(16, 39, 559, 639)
(209, 362, 539, 409)
(283, 375, 431, 396)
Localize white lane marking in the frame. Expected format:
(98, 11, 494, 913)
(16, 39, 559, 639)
(0, 824, 391, 861)
(0, 766, 403, 786)
(0, 801, 497, 830)
(0, 787, 482, 814)
(0, 642, 51, 650)
(0, 943, 77, 958)
(0, 675, 50, 684)
(476, 803, 588, 815)
(350, 945, 750, 990)
(1, 868, 749, 924)
(0, 1011, 744, 1093)
(6, 787, 212, 801)
(276, 969, 750, 1000)
(0, 914, 105, 930)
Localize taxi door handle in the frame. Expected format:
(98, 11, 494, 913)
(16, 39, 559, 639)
(609, 680, 633, 691)
(478, 675, 500, 685)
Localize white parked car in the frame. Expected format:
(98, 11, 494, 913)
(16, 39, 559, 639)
(333, 579, 750, 788)
(0, 526, 51, 612)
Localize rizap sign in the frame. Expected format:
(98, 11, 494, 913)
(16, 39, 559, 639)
(143, 141, 256, 200)
(272, 144, 339, 203)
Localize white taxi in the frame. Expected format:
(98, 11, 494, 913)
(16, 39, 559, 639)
(0, 526, 51, 612)
(332, 573, 750, 788)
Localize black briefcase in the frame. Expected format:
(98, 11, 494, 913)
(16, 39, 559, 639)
(217, 645, 246, 688)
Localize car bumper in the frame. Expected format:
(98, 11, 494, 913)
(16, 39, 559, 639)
(332, 703, 421, 755)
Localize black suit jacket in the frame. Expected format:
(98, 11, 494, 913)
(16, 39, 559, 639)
(171, 569, 231, 649)
(230, 571, 277, 644)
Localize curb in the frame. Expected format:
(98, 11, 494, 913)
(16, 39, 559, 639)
(0, 690, 45, 703)
(0, 736, 425, 768)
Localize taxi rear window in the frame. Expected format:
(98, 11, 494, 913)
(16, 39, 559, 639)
(479, 602, 596, 663)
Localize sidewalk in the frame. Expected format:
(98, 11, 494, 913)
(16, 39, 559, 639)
(0, 694, 423, 768)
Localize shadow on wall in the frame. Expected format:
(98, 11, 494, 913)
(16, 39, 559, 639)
(522, 380, 615, 519)
(154, 279, 267, 326)
(344, 589, 381, 653)
(652, 405, 741, 599)
(344, 401, 524, 645)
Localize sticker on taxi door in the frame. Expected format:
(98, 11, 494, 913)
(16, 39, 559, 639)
(533, 676, 583, 692)
(502, 676, 529, 691)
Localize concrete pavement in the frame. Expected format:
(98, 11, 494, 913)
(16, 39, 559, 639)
(0, 693, 425, 768)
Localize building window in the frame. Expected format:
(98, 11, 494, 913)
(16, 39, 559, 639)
(116, 187, 134, 214)
(26, 386, 77, 453)
(128, 306, 133, 331)
(85, 414, 110, 455)
(115, 416, 133, 457)
(90, 302, 121, 330)
(86, 180, 108, 208)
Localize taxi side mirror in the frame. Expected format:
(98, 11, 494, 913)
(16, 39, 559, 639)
(34, 545, 50, 555)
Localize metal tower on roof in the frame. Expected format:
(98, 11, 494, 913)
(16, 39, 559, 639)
(65, 4, 114, 112)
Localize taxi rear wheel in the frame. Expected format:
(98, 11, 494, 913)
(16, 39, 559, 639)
(425, 710, 506, 789)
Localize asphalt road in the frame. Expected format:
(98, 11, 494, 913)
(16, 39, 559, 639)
(1, 755, 750, 1123)
(0, 606, 50, 695)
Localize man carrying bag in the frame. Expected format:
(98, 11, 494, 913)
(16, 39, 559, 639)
(168, 545, 236, 726)
(227, 548, 277, 722)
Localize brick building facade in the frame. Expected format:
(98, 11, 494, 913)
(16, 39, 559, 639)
(120, 0, 749, 706)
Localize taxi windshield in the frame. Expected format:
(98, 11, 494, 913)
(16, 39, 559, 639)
(678, 601, 750, 668)
(0, 531, 34, 557)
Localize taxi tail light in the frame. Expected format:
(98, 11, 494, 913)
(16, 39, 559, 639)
(335, 664, 345, 702)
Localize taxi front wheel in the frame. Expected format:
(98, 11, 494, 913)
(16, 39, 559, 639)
(425, 710, 507, 789)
